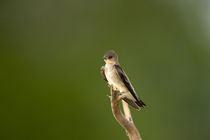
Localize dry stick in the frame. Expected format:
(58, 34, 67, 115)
(110, 88, 142, 140)
(122, 100, 133, 123)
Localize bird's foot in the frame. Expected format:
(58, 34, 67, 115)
(117, 94, 126, 101)
(110, 85, 118, 91)
(113, 87, 118, 91)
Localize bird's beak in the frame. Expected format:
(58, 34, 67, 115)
(103, 57, 107, 63)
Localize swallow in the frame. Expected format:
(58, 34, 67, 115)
(101, 50, 146, 110)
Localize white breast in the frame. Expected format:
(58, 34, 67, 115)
(105, 64, 128, 92)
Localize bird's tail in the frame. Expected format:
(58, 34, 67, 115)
(123, 97, 140, 110)
(135, 99, 146, 108)
(123, 97, 146, 110)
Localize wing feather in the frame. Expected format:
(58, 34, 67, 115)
(114, 65, 138, 100)
(114, 64, 146, 107)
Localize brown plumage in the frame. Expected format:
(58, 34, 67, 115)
(101, 50, 146, 110)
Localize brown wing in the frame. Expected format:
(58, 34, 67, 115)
(114, 64, 146, 107)
(100, 66, 108, 83)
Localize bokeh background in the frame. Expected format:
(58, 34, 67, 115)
(0, 0, 210, 140)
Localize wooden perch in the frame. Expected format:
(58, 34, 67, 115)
(110, 87, 142, 140)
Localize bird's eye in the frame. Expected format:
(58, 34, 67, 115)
(108, 56, 113, 59)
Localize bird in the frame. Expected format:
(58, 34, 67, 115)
(100, 50, 146, 110)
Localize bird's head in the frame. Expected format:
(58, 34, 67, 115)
(103, 50, 118, 65)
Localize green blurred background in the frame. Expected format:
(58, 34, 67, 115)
(0, 0, 210, 140)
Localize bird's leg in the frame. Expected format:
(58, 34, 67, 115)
(117, 94, 127, 101)
(109, 84, 118, 91)
(113, 87, 118, 91)
(112, 86, 118, 91)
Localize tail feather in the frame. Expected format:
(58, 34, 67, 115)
(123, 97, 146, 110)
(123, 97, 140, 110)
(135, 99, 146, 108)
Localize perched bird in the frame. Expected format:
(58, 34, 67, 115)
(101, 50, 146, 110)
